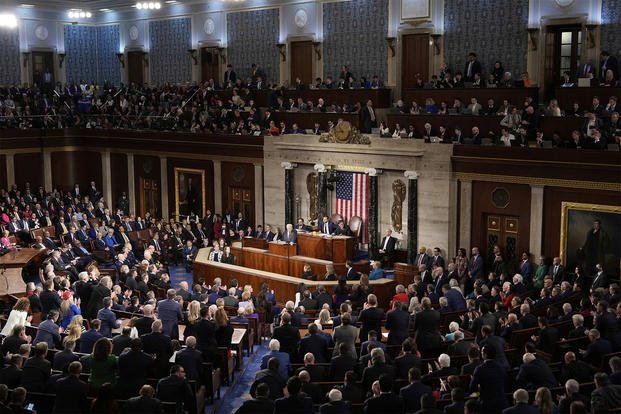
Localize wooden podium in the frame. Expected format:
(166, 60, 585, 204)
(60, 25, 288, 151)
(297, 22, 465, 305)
(297, 233, 353, 262)
(268, 241, 296, 257)
(0, 248, 47, 295)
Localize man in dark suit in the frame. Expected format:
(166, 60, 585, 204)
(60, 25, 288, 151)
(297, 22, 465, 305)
(52, 339, 80, 372)
(516, 352, 559, 389)
(319, 216, 336, 235)
(411, 297, 441, 357)
(414, 246, 432, 268)
(469, 345, 508, 414)
(224, 64, 237, 86)
(319, 389, 351, 414)
(560, 351, 596, 384)
(549, 256, 566, 285)
(360, 99, 377, 133)
(281, 224, 297, 244)
(364, 374, 404, 414)
(362, 348, 396, 391)
(468, 247, 484, 283)
(591, 263, 609, 291)
(378, 228, 397, 260)
(582, 328, 613, 366)
(461, 347, 483, 376)
(20, 342, 51, 392)
(394, 339, 423, 379)
(97, 296, 121, 338)
(175, 336, 203, 381)
(121, 384, 163, 414)
(532, 316, 559, 355)
(236, 383, 275, 414)
(299, 323, 329, 363)
(273, 376, 313, 414)
(479, 325, 510, 370)
(157, 289, 183, 339)
(464, 52, 482, 82)
(156, 364, 194, 409)
(385, 301, 410, 346)
(52, 361, 88, 414)
(430, 247, 446, 269)
(0, 355, 23, 389)
(250, 357, 286, 400)
(600, 50, 619, 82)
(117, 338, 155, 399)
(329, 344, 357, 381)
(592, 372, 621, 414)
(442, 284, 467, 312)
(141, 320, 173, 378)
(399, 367, 432, 413)
(272, 312, 301, 363)
(448, 331, 473, 356)
(503, 388, 541, 414)
(358, 294, 385, 342)
(134, 304, 155, 336)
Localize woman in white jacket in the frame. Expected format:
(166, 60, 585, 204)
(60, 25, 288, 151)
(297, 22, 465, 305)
(1, 297, 31, 336)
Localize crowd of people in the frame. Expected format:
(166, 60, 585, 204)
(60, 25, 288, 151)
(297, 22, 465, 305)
(2, 179, 620, 414)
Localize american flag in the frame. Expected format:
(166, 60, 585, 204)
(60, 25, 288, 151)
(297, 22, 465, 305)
(335, 170, 368, 243)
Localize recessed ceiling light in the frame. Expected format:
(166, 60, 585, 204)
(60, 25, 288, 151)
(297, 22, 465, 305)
(164, 0, 177, 3)
(20, 4, 35, 8)
(99, 8, 111, 12)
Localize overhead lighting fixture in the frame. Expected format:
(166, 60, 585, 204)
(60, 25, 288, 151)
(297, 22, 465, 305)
(0, 14, 18, 28)
(99, 8, 111, 12)
(68, 9, 93, 19)
(136, 2, 161, 9)
(20, 4, 35, 8)
(164, 1, 177, 3)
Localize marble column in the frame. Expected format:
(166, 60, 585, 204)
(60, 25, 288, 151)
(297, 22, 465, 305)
(459, 180, 473, 250)
(365, 168, 382, 259)
(314, 163, 328, 219)
(43, 150, 52, 191)
(254, 164, 264, 227)
(127, 154, 136, 214)
(5, 154, 15, 188)
(529, 185, 545, 258)
(213, 160, 222, 214)
(101, 151, 112, 208)
(160, 156, 168, 220)
(281, 162, 297, 226)
(404, 170, 419, 265)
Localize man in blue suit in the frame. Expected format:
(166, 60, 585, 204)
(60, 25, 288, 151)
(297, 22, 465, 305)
(281, 224, 298, 244)
(503, 389, 541, 414)
(97, 297, 120, 338)
(103, 228, 120, 250)
(399, 367, 432, 413)
(468, 247, 484, 281)
(298, 323, 329, 362)
(442, 284, 467, 312)
(156, 289, 183, 340)
(260, 339, 291, 380)
(79, 319, 103, 353)
(469, 345, 509, 414)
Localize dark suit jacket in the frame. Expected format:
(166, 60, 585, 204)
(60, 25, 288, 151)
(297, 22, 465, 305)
(411, 309, 441, 355)
(386, 309, 410, 345)
(460, 359, 482, 376)
(358, 307, 385, 342)
(319, 221, 336, 235)
(516, 359, 559, 388)
(584, 338, 613, 366)
(299, 333, 329, 363)
(319, 400, 352, 414)
(469, 360, 509, 411)
(235, 397, 275, 414)
(52, 349, 80, 372)
(175, 347, 203, 381)
(502, 403, 542, 414)
(400, 381, 432, 413)
(0, 365, 22, 389)
(281, 230, 297, 244)
(20, 355, 51, 392)
(274, 394, 314, 414)
(121, 395, 163, 414)
(156, 374, 192, 404)
(379, 236, 397, 253)
(141, 331, 172, 377)
(272, 323, 301, 359)
(362, 363, 396, 390)
(250, 369, 286, 400)
(117, 349, 154, 398)
(52, 375, 89, 414)
(364, 393, 404, 414)
(329, 354, 357, 381)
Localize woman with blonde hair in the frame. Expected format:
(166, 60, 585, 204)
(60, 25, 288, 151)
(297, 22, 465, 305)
(1, 297, 31, 336)
(65, 314, 86, 340)
(60, 292, 81, 330)
(324, 264, 337, 281)
(184, 300, 201, 339)
(534, 386, 557, 414)
(314, 308, 333, 327)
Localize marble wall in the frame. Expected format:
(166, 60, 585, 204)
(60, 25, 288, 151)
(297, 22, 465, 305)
(149, 18, 192, 85)
(0, 28, 20, 86)
(443, 0, 529, 78)
(226, 9, 279, 83)
(322, 0, 388, 83)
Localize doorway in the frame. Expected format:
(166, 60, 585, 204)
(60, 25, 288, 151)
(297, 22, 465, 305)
(483, 214, 520, 273)
(31, 51, 54, 90)
(544, 24, 582, 98)
(127, 51, 145, 85)
(401, 34, 430, 90)
(139, 178, 159, 217)
(227, 186, 253, 226)
(200, 47, 220, 83)
(290, 41, 313, 85)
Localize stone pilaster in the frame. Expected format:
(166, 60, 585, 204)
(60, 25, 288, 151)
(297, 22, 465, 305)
(404, 170, 419, 264)
(127, 154, 136, 214)
(281, 162, 297, 226)
(529, 185, 545, 258)
(365, 168, 382, 259)
(314, 163, 328, 219)
(213, 160, 222, 214)
(254, 164, 264, 227)
(160, 156, 168, 220)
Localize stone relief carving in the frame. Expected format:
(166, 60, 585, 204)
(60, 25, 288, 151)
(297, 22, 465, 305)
(391, 179, 406, 232)
(306, 172, 319, 221)
(318, 120, 371, 144)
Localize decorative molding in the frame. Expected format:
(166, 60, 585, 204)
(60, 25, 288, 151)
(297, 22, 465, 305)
(281, 162, 297, 170)
(313, 163, 327, 173)
(453, 172, 621, 192)
(404, 170, 420, 180)
(364, 168, 382, 176)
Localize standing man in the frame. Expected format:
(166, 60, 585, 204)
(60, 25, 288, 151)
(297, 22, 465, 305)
(157, 289, 183, 340)
(464, 52, 482, 82)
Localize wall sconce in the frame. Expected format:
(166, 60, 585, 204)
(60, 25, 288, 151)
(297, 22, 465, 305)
(585, 24, 597, 49)
(22, 52, 30, 67)
(312, 42, 322, 60)
(58, 53, 66, 68)
(116, 52, 125, 68)
(276, 43, 286, 62)
(187, 48, 198, 65)
(215, 47, 226, 64)
(430, 34, 442, 55)
(526, 28, 539, 51)
(385, 37, 396, 57)
(142, 52, 149, 67)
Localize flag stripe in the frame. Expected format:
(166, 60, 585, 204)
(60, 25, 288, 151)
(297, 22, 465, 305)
(335, 171, 368, 243)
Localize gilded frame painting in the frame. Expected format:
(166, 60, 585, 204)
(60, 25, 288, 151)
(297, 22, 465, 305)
(174, 167, 206, 219)
(560, 202, 621, 279)
(401, 0, 431, 21)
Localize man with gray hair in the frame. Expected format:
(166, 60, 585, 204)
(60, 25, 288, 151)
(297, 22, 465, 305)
(223, 287, 239, 307)
(516, 352, 559, 389)
(259, 339, 290, 380)
(507, 388, 539, 414)
(319, 389, 350, 414)
(362, 347, 395, 390)
(97, 296, 120, 337)
(559, 379, 589, 414)
(298, 369, 322, 404)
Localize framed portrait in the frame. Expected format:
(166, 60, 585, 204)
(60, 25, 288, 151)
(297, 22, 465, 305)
(560, 202, 621, 279)
(174, 168, 206, 219)
(401, 0, 431, 21)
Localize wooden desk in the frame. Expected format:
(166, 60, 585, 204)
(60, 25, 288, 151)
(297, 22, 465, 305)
(401, 87, 539, 107)
(554, 86, 621, 111)
(231, 328, 246, 369)
(242, 237, 267, 249)
(0, 248, 47, 295)
(272, 111, 361, 129)
(193, 249, 396, 308)
(282, 88, 392, 108)
(268, 241, 296, 256)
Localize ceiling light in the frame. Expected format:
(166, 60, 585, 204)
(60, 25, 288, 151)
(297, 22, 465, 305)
(99, 8, 111, 12)
(0, 14, 18, 28)
(20, 4, 34, 8)
(136, 2, 161, 10)
(67, 9, 93, 19)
